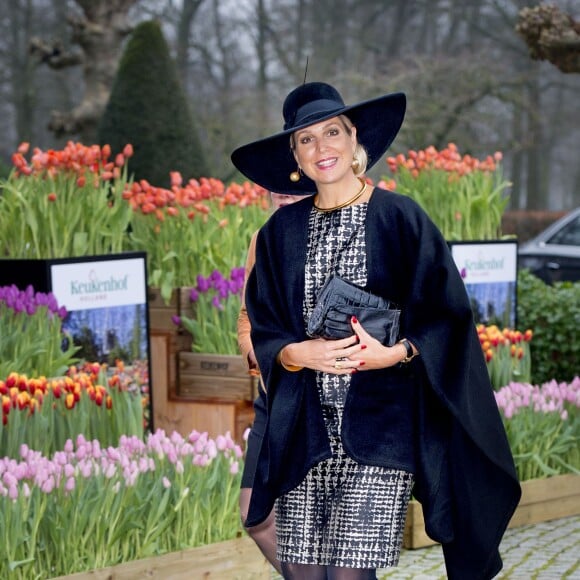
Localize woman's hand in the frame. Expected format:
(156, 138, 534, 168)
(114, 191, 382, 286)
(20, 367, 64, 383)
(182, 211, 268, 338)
(280, 334, 363, 375)
(349, 316, 407, 370)
(280, 316, 412, 374)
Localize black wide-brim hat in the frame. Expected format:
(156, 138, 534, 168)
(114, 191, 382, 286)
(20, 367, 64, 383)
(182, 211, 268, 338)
(231, 82, 406, 194)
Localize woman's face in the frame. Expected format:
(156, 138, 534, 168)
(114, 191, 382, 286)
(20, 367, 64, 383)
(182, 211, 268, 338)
(270, 192, 311, 211)
(292, 116, 357, 186)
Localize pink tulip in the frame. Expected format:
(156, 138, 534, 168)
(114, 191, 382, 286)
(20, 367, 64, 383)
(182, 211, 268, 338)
(216, 435, 227, 451)
(41, 476, 55, 493)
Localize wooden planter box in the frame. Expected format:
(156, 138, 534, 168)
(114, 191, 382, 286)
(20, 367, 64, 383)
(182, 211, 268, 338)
(148, 288, 257, 442)
(177, 352, 258, 402)
(403, 473, 580, 549)
(54, 535, 270, 579)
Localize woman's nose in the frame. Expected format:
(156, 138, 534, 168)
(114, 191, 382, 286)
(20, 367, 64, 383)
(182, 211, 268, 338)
(316, 138, 328, 152)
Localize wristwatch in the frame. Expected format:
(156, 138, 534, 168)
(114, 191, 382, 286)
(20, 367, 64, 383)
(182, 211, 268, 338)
(398, 338, 418, 363)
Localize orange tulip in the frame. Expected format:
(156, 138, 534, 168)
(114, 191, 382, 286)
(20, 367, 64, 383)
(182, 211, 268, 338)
(65, 393, 75, 410)
(2, 396, 10, 415)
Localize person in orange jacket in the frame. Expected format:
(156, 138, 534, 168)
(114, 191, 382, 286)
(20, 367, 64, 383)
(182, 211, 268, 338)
(237, 191, 311, 574)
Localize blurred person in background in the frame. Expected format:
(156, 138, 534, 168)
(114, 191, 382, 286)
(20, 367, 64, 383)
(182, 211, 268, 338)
(237, 190, 312, 574)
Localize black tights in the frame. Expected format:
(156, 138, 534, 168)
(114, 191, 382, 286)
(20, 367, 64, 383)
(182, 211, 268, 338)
(280, 562, 377, 579)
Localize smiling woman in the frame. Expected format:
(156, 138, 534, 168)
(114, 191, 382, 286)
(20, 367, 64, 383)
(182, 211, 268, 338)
(231, 81, 521, 580)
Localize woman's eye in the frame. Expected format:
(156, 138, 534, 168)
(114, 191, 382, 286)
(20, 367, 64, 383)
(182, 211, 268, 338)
(300, 136, 312, 144)
(328, 128, 339, 136)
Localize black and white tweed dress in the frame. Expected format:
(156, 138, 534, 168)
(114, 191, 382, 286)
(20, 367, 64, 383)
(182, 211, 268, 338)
(275, 203, 414, 569)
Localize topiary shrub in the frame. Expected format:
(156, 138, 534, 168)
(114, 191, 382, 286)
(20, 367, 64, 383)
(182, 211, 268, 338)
(98, 20, 208, 188)
(517, 269, 579, 384)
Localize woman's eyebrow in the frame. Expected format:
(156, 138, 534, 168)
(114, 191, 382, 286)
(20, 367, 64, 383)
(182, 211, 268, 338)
(296, 121, 340, 138)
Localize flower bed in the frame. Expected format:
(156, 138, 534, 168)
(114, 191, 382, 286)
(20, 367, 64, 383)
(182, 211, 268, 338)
(1, 142, 132, 258)
(382, 143, 510, 240)
(495, 378, 579, 481)
(404, 377, 580, 548)
(122, 171, 269, 303)
(477, 324, 533, 390)
(0, 429, 244, 578)
(0, 284, 76, 379)
(0, 142, 271, 305)
(175, 267, 246, 355)
(0, 284, 147, 455)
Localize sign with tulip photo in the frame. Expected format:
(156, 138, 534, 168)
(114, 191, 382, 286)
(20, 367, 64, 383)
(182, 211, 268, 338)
(449, 240, 518, 328)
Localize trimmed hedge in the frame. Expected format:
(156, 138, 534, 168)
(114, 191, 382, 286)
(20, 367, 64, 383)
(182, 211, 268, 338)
(98, 20, 208, 187)
(517, 269, 579, 384)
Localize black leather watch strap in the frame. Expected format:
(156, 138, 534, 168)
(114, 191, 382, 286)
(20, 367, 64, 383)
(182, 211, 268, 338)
(398, 338, 416, 363)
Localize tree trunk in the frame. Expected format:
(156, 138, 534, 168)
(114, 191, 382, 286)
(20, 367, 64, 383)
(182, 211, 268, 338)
(525, 73, 544, 209)
(8, 0, 35, 143)
(30, 0, 138, 142)
(176, 0, 205, 87)
(510, 106, 524, 210)
(255, 0, 269, 135)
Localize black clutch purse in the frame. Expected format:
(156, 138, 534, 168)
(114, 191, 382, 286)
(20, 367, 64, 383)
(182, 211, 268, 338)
(307, 274, 401, 345)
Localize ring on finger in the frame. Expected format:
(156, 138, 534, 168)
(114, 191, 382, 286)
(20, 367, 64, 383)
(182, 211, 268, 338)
(334, 357, 346, 370)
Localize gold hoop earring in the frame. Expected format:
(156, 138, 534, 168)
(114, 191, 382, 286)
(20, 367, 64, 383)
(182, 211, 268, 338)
(290, 167, 301, 182)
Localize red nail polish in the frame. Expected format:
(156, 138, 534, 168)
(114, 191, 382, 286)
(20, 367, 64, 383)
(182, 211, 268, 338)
(351, 369, 358, 374)
(352, 316, 358, 324)
(360, 361, 365, 366)
(361, 344, 367, 350)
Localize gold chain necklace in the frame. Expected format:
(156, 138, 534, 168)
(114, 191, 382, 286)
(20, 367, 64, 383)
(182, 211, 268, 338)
(313, 178, 367, 213)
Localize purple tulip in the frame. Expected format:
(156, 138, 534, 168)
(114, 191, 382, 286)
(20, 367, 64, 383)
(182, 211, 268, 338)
(189, 288, 199, 303)
(196, 274, 210, 293)
(0, 284, 68, 320)
(209, 269, 223, 283)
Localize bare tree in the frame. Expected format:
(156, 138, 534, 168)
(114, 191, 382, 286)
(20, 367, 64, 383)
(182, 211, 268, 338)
(7, 0, 35, 143)
(176, 0, 205, 81)
(29, 0, 138, 142)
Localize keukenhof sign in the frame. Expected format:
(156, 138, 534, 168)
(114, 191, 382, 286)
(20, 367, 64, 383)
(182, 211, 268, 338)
(0, 252, 153, 430)
(449, 240, 518, 328)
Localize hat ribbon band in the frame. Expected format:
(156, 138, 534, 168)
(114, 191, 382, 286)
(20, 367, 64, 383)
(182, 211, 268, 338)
(285, 99, 345, 130)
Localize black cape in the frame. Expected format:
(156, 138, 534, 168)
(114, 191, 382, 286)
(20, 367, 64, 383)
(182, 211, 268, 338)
(245, 188, 521, 579)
